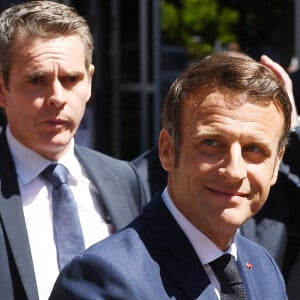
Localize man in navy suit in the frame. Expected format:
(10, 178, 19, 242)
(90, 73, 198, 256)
(131, 55, 300, 300)
(50, 53, 289, 299)
(131, 54, 299, 271)
(0, 1, 146, 299)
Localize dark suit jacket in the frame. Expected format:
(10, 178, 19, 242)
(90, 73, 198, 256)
(0, 128, 146, 300)
(50, 195, 287, 299)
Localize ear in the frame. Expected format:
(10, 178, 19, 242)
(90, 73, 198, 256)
(159, 128, 175, 172)
(88, 64, 95, 79)
(86, 64, 95, 103)
(270, 147, 285, 186)
(0, 75, 7, 108)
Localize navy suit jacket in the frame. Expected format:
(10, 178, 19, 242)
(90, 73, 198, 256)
(50, 195, 287, 300)
(0, 128, 146, 300)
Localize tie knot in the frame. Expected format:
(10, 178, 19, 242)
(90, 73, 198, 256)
(209, 254, 243, 286)
(41, 163, 69, 187)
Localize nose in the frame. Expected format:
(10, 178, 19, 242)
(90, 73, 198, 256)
(218, 144, 247, 181)
(46, 79, 66, 107)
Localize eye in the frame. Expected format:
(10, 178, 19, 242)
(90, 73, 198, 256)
(27, 75, 45, 84)
(203, 139, 218, 146)
(245, 145, 263, 153)
(61, 76, 79, 83)
(243, 144, 270, 163)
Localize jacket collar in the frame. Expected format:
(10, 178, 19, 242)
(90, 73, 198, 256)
(141, 195, 218, 299)
(0, 128, 39, 300)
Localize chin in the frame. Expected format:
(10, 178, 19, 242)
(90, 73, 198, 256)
(222, 212, 248, 229)
(46, 132, 73, 146)
(38, 140, 71, 159)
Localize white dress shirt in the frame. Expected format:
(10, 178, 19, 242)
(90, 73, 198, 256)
(7, 127, 113, 300)
(162, 188, 238, 300)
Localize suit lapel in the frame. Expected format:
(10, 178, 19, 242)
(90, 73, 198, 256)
(0, 130, 38, 300)
(75, 145, 136, 231)
(236, 234, 266, 300)
(142, 196, 218, 299)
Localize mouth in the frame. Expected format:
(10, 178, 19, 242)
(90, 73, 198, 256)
(41, 118, 70, 131)
(207, 187, 248, 200)
(44, 118, 68, 126)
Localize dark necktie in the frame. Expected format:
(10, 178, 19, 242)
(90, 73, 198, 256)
(209, 254, 248, 300)
(41, 163, 85, 270)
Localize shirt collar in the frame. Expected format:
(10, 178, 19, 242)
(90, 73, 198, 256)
(6, 126, 77, 185)
(161, 188, 238, 265)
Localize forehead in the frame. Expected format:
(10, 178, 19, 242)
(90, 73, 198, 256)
(10, 35, 86, 68)
(181, 88, 285, 141)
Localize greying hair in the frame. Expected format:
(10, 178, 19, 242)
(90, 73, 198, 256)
(162, 52, 292, 160)
(0, 0, 94, 88)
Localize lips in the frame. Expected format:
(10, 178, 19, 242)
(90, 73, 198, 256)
(46, 120, 66, 125)
(42, 118, 70, 129)
(43, 116, 68, 124)
(207, 187, 248, 198)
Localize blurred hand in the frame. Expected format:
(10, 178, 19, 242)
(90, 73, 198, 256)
(260, 54, 298, 128)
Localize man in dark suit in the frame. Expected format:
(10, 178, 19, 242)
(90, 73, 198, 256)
(50, 53, 290, 299)
(131, 56, 300, 299)
(0, 2, 146, 299)
(131, 54, 298, 270)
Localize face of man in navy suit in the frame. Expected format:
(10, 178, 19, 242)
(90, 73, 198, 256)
(0, 35, 94, 161)
(159, 86, 285, 250)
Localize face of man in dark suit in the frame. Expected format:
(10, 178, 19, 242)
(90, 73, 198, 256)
(0, 35, 94, 161)
(159, 87, 285, 250)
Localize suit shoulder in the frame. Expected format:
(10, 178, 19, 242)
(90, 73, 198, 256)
(66, 217, 150, 279)
(238, 233, 272, 254)
(50, 217, 157, 299)
(75, 144, 136, 171)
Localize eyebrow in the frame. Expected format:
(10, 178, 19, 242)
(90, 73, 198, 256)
(24, 71, 44, 78)
(195, 128, 272, 146)
(24, 70, 85, 78)
(194, 129, 224, 138)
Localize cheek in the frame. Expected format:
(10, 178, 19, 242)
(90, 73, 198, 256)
(4, 97, 24, 120)
(77, 81, 92, 99)
(250, 187, 270, 216)
(67, 93, 87, 114)
(248, 164, 274, 202)
(177, 159, 209, 190)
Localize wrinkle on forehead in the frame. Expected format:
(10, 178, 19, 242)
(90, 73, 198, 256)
(187, 86, 273, 112)
(182, 88, 285, 147)
(12, 35, 85, 66)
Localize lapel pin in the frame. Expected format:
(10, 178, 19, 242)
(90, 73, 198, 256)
(246, 262, 252, 270)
